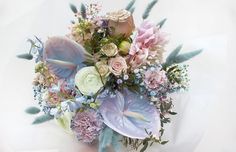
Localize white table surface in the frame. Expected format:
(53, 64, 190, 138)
(0, 0, 236, 152)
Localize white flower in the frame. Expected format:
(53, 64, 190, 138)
(75, 66, 104, 95)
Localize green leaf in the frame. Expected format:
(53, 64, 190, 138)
(161, 140, 169, 145)
(142, 0, 158, 19)
(125, 0, 136, 11)
(80, 3, 86, 19)
(69, 3, 78, 13)
(17, 53, 33, 60)
(157, 18, 167, 28)
(159, 128, 164, 136)
(169, 111, 177, 115)
(165, 45, 183, 65)
(25, 106, 40, 114)
(174, 49, 202, 64)
(32, 114, 54, 125)
(140, 141, 149, 152)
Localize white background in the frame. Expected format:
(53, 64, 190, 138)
(0, 0, 236, 152)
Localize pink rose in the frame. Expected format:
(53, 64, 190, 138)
(107, 9, 135, 38)
(135, 20, 168, 49)
(144, 69, 167, 89)
(109, 56, 128, 76)
(129, 44, 148, 69)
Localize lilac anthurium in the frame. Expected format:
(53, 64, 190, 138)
(99, 89, 160, 139)
(43, 36, 92, 79)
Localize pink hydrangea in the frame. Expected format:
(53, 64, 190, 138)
(144, 69, 167, 89)
(71, 110, 103, 143)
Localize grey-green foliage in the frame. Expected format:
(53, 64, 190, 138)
(98, 127, 122, 152)
(17, 53, 33, 60)
(32, 114, 54, 125)
(125, 0, 136, 11)
(25, 106, 40, 114)
(174, 50, 202, 63)
(166, 45, 183, 65)
(142, 0, 158, 19)
(164, 45, 202, 67)
(130, 7, 135, 14)
(157, 18, 167, 28)
(80, 3, 87, 19)
(69, 3, 78, 13)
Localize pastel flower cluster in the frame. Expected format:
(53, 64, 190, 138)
(19, 1, 201, 152)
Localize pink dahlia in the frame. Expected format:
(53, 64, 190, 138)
(71, 110, 103, 143)
(144, 69, 167, 89)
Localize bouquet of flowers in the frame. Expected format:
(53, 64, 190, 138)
(18, 0, 202, 151)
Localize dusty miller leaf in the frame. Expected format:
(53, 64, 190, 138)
(25, 106, 40, 114)
(32, 114, 54, 125)
(98, 127, 114, 152)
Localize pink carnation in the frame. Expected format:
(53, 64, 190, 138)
(144, 69, 167, 89)
(71, 111, 103, 143)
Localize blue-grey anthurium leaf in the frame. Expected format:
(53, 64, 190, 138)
(43, 36, 92, 79)
(99, 89, 160, 139)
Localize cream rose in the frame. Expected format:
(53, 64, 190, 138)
(108, 56, 128, 76)
(101, 43, 118, 57)
(95, 61, 110, 77)
(75, 66, 104, 95)
(106, 9, 135, 37)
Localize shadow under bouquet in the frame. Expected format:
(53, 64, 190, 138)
(18, 0, 202, 152)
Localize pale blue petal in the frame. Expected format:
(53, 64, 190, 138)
(43, 36, 90, 78)
(99, 89, 160, 139)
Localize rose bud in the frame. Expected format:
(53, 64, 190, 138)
(119, 41, 131, 55)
